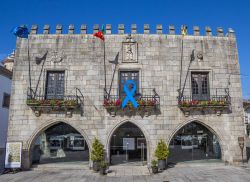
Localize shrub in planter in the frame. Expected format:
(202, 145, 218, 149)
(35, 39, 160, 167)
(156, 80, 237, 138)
(90, 138, 104, 172)
(155, 139, 169, 170)
(151, 159, 158, 174)
(99, 160, 108, 175)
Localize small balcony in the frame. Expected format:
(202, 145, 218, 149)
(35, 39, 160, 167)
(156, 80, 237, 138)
(178, 88, 231, 116)
(26, 88, 84, 117)
(103, 88, 160, 117)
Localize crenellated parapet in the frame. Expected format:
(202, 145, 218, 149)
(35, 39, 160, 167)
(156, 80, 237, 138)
(28, 24, 235, 37)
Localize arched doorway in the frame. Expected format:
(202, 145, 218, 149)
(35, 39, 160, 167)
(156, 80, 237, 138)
(31, 122, 89, 164)
(168, 121, 221, 163)
(110, 122, 147, 165)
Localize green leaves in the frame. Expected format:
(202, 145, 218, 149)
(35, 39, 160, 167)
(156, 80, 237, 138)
(90, 138, 104, 162)
(154, 139, 169, 160)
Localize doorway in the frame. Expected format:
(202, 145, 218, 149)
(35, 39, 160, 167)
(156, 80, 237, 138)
(110, 122, 147, 165)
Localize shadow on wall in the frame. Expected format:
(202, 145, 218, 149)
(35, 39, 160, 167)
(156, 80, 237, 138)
(247, 147, 250, 161)
(0, 149, 5, 173)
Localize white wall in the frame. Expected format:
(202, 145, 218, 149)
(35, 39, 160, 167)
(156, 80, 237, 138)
(0, 74, 11, 149)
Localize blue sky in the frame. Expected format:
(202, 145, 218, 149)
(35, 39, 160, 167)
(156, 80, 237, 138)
(1, 0, 250, 98)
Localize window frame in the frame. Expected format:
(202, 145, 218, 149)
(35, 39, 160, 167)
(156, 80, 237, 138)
(2, 92, 10, 108)
(191, 72, 210, 101)
(45, 70, 65, 100)
(119, 70, 140, 98)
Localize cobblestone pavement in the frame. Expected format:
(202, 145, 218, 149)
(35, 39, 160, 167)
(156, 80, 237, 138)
(1, 164, 250, 182)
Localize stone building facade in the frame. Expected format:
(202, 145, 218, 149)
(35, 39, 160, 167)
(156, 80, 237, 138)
(7, 24, 245, 169)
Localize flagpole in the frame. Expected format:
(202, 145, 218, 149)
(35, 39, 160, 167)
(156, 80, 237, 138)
(104, 40, 107, 93)
(28, 37, 32, 98)
(179, 37, 184, 101)
(108, 64, 117, 99)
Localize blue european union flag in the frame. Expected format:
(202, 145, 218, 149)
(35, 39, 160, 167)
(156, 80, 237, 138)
(12, 26, 29, 38)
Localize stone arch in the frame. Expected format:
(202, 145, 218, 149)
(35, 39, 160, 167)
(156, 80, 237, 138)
(26, 119, 91, 152)
(167, 118, 225, 161)
(24, 118, 91, 168)
(106, 119, 151, 165)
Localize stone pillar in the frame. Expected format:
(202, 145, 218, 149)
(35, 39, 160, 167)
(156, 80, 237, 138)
(106, 24, 111, 34)
(205, 26, 212, 36)
(43, 25, 50, 34)
(169, 25, 175, 35)
(93, 24, 99, 33)
(144, 24, 150, 34)
(56, 24, 62, 34)
(156, 24, 162, 34)
(217, 27, 224, 37)
(21, 149, 31, 170)
(118, 24, 124, 34)
(131, 24, 137, 34)
(81, 24, 87, 34)
(31, 25, 38, 34)
(193, 26, 200, 36)
(228, 28, 235, 38)
(68, 24, 74, 34)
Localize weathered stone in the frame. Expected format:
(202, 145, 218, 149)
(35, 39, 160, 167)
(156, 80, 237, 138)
(7, 25, 245, 170)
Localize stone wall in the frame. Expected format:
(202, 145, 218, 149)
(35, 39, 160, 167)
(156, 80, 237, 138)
(7, 24, 245, 169)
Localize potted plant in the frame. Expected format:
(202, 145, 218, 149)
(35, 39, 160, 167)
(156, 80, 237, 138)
(151, 159, 158, 174)
(155, 139, 169, 170)
(26, 99, 41, 106)
(90, 138, 104, 172)
(99, 160, 108, 175)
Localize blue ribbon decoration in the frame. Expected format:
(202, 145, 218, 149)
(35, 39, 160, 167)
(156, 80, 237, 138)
(122, 80, 138, 109)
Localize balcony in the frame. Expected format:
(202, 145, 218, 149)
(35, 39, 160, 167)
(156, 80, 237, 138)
(26, 88, 84, 117)
(178, 88, 231, 116)
(103, 88, 160, 117)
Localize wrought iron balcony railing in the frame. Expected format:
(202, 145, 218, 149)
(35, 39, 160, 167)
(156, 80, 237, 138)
(178, 88, 231, 115)
(26, 87, 84, 117)
(103, 87, 160, 116)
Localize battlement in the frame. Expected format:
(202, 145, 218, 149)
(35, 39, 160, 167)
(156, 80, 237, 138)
(29, 24, 235, 37)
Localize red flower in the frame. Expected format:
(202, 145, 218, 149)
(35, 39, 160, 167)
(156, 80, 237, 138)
(115, 99, 121, 106)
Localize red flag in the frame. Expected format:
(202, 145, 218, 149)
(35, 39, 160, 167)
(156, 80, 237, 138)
(93, 31, 104, 41)
(93, 25, 105, 41)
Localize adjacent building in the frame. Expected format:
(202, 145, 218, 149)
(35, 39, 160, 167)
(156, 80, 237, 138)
(0, 62, 12, 170)
(7, 24, 246, 169)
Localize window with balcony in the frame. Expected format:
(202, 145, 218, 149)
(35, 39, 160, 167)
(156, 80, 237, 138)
(191, 72, 210, 101)
(26, 70, 84, 117)
(103, 70, 160, 116)
(178, 71, 231, 116)
(119, 71, 139, 98)
(45, 71, 65, 100)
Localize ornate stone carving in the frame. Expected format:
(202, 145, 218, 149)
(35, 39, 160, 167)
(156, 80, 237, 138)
(197, 51, 203, 61)
(48, 50, 66, 63)
(122, 34, 137, 63)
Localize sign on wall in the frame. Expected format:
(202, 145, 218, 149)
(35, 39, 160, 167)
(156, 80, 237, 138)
(123, 138, 135, 150)
(5, 142, 22, 168)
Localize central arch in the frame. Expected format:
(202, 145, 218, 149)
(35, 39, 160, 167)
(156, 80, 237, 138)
(107, 120, 150, 165)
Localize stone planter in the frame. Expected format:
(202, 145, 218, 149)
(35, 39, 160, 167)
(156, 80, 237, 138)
(99, 167, 107, 175)
(151, 166, 158, 174)
(158, 159, 166, 170)
(92, 161, 100, 172)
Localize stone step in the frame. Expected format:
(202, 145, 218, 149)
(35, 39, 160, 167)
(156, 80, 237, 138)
(32, 162, 89, 171)
(172, 160, 225, 168)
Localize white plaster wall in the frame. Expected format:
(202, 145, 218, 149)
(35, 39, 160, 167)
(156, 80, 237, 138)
(0, 74, 11, 148)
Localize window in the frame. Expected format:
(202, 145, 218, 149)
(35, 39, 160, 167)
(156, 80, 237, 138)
(191, 72, 209, 101)
(45, 71, 65, 99)
(119, 71, 139, 98)
(2, 93, 10, 108)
